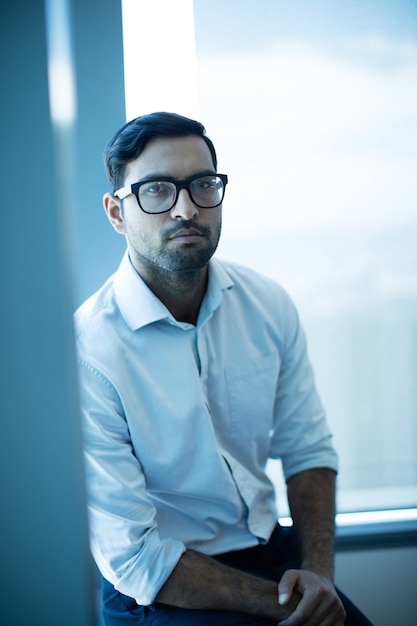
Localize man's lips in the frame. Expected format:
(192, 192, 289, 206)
(167, 228, 206, 242)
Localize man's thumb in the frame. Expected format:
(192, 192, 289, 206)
(278, 569, 297, 605)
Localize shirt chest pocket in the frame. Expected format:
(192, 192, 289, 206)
(225, 351, 280, 441)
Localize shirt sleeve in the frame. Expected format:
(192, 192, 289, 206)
(78, 359, 186, 605)
(269, 291, 339, 479)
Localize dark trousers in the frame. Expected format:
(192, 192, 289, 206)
(102, 525, 373, 625)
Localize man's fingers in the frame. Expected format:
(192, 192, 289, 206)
(277, 569, 346, 626)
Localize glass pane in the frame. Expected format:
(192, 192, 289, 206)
(193, 0, 417, 515)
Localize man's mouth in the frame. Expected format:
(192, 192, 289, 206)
(168, 227, 206, 243)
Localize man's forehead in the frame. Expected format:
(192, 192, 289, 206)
(124, 135, 215, 182)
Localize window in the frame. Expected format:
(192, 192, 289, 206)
(122, 0, 417, 519)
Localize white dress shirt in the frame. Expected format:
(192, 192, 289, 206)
(75, 252, 338, 605)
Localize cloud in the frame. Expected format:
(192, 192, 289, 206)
(346, 34, 417, 63)
(200, 40, 417, 149)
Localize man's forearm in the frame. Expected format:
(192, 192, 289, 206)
(286, 467, 337, 580)
(156, 548, 301, 621)
(156, 468, 336, 619)
(277, 469, 346, 625)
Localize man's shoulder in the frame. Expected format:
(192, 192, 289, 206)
(213, 258, 299, 330)
(215, 258, 291, 300)
(74, 274, 117, 341)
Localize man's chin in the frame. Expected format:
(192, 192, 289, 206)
(162, 247, 217, 272)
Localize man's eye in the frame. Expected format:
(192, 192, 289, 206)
(143, 182, 170, 195)
(195, 178, 215, 190)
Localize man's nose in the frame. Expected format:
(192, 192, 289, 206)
(170, 189, 199, 220)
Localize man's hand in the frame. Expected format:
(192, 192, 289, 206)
(277, 569, 346, 626)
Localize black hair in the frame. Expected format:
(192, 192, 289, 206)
(103, 111, 218, 193)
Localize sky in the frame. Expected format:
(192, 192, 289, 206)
(193, 0, 417, 55)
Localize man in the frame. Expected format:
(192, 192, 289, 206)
(75, 112, 372, 625)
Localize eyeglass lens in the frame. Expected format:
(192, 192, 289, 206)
(138, 175, 225, 213)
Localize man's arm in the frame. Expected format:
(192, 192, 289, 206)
(156, 469, 345, 625)
(157, 548, 301, 622)
(288, 467, 337, 578)
(278, 467, 346, 625)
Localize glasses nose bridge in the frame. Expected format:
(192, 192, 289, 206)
(174, 179, 193, 202)
(170, 180, 198, 217)
(172, 180, 195, 208)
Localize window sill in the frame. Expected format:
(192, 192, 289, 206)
(335, 508, 417, 551)
(279, 508, 417, 551)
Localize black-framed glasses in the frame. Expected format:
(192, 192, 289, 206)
(115, 173, 228, 214)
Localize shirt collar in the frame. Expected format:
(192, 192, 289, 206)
(113, 251, 234, 331)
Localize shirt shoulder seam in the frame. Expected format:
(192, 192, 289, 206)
(78, 359, 119, 398)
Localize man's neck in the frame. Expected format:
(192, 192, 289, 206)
(134, 259, 208, 326)
(153, 269, 208, 325)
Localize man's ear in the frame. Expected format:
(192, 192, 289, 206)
(103, 193, 126, 234)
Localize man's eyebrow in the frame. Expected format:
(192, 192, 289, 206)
(136, 169, 217, 182)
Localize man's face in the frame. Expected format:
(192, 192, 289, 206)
(105, 135, 222, 278)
